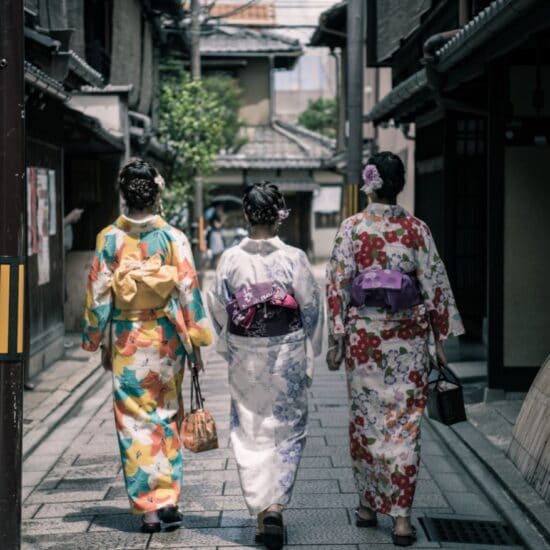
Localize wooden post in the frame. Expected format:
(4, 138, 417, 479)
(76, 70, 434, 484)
(0, 0, 26, 547)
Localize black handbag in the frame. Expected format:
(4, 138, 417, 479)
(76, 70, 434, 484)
(427, 364, 467, 425)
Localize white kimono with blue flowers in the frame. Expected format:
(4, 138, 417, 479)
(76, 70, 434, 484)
(207, 237, 324, 515)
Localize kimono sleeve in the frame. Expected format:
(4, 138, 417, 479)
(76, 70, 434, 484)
(82, 231, 114, 352)
(172, 230, 213, 347)
(206, 251, 231, 336)
(326, 219, 354, 337)
(292, 250, 324, 357)
(416, 224, 465, 341)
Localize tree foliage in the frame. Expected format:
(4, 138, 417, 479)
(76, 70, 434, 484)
(298, 98, 337, 139)
(158, 63, 243, 219)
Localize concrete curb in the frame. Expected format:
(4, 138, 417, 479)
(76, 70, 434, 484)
(22, 354, 104, 461)
(425, 415, 549, 550)
(451, 420, 550, 543)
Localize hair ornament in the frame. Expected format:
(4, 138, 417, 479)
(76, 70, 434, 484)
(278, 208, 290, 220)
(154, 174, 165, 191)
(361, 163, 384, 194)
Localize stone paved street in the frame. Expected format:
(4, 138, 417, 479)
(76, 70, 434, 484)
(21, 333, 526, 549)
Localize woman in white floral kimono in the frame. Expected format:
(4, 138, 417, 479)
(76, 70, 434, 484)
(208, 183, 324, 550)
(326, 152, 464, 547)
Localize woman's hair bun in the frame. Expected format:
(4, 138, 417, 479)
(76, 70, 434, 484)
(118, 158, 160, 210)
(243, 182, 286, 226)
(365, 151, 405, 201)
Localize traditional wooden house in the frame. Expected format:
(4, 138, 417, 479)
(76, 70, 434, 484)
(365, 0, 550, 394)
(169, 23, 343, 257)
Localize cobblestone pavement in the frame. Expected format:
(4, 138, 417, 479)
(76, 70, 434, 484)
(22, 272, 525, 550)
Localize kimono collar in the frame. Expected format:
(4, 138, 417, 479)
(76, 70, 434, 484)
(239, 236, 285, 254)
(114, 214, 167, 234)
(365, 202, 409, 219)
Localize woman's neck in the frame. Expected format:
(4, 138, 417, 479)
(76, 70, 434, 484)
(249, 225, 276, 240)
(127, 208, 155, 220)
(368, 196, 395, 206)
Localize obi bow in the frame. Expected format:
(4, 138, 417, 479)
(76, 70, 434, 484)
(350, 269, 421, 312)
(226, 282, 298, 329)
(112, 253, 178, 305)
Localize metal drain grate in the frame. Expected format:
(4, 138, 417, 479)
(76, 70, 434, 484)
(420, 517, 522, 545)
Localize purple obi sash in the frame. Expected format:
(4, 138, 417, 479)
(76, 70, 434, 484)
(350, 270, 422, 312)
(227, 282, 302, 337)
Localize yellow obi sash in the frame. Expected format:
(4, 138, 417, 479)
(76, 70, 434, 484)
(112, 253, 178, 311)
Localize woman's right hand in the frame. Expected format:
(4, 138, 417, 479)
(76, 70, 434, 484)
(327, 336, 345, 371)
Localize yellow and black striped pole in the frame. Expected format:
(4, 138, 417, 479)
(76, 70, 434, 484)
(0, 258, 25, 360)
(0, 1, 26, 548)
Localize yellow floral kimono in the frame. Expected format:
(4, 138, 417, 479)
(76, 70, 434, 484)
(82, 214, 212, 513)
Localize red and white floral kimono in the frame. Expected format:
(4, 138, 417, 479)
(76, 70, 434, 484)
(326, 203, 464, 517)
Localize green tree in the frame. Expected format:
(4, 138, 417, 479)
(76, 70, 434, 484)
(158, 64, 243, 219)
(298, 98, 337, 139)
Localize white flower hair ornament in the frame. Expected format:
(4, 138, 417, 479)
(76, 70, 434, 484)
(154, 174, 165, 191)
(361, 164, 384, 194)
(278, 208, 290, 220)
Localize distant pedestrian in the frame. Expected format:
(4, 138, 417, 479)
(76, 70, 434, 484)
(81, 158, 212, 533)
(207, 183, 324, 550)
(206, 213, 226, 268)
(326, 152, 464, 546)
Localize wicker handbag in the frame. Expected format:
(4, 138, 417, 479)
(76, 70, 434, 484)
(427, 364, 467, 425)
(181, 369, 219, 453)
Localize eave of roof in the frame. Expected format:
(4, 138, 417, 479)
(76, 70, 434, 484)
(64, 106, 125, 151)
(365, 0, 541, 124)
(25, 61, 69, 101)
(309, 1, 347, 47)
(365, 69, 428, 124)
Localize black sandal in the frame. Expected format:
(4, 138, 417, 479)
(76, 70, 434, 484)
(141, 517, 161, 533)
(392, 525, 417, 547)
(158, 505, 184, 531)
(355, 507, 378, 527)
(262, 511, 284, 550)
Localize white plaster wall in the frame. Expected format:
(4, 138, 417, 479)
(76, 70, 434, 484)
(503, 146, 550, 367)
(68, 95, 125, 135)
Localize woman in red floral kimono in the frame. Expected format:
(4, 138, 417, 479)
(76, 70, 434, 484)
(326, 152, 464, 546)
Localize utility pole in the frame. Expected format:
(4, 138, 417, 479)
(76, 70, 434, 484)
(0, 1, 26, 548)
(346, 0, 364, 216)
(190, 0, 204, 268)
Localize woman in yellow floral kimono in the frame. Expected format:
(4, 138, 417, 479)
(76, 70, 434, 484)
(82, 158, 212, 533)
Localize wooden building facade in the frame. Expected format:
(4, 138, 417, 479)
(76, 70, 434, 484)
(366, 0, 550, 393)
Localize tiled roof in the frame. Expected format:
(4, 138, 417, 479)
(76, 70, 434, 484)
(200, 25, 301, 55)
(24, 61, 69, 101)
(216, 122, 335, 169)
(208, 2, 276, 26)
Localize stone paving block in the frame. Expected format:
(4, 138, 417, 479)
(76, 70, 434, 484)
(304, 436, 328, 448)
(56, 476, 116, 492)
(22, 531, 149, 549)
(184, 469, 240, 483)
(298, 456, 333, 468)
(22, 504, 40, 520)
(330, 454, 352, 468)
(443, 491, 499, 518)
(26, 489, 109, 505)
(22, 516, 93, 535)
(23, 470, 46, 488)
(186, 458, 227, 471)
(427, 472, 476, 493)
(34, 500, 130, 519)
(326, 435, 351, 446)
(410, 492, 449, 509)
(284, 546, 359, 550)
(421, 454, 462, 474)
(297, 467, 354, 481)
(149, 526, 257, 547)
(88, 512, 142, 532)
(303, 446, 350, 458)
(288, 493, 358, 509)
